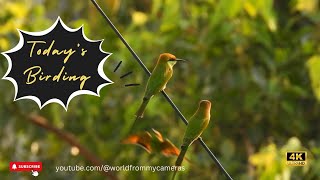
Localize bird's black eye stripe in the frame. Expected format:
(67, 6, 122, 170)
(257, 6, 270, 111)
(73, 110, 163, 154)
(168, 58, 175, 61)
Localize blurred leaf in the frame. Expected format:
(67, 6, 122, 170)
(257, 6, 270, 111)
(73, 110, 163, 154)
(244, 1, 257, 17)
(122, 129, 180, 157)
(306, 55, 320, 101)
(132, 11, 148, 26)
(294, 0, 318, 13)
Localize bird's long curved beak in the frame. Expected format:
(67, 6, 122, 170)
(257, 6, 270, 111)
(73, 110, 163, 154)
(175, 58, 188, 62)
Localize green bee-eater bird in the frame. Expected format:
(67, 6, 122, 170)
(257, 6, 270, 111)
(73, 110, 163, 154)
(131, 53, 186, 131)
(172, 100, 211, 180)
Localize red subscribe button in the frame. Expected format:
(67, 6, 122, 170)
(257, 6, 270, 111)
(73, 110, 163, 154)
(10, 162, 42, 172)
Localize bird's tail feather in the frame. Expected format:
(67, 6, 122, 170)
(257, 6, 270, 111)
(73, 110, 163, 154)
(128, 97, 150, 134)
(175, 145, 188, 167)
(172, 145, 188, 180)
(136, 97, 150, 119)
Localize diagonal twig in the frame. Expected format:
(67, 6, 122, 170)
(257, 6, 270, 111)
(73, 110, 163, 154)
(89, 0, 233, 179)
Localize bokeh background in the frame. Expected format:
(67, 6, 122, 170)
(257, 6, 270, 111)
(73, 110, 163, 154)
(1, 0, 320, 179)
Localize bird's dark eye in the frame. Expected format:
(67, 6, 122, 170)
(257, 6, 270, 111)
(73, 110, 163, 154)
(168, 58, 175, 61)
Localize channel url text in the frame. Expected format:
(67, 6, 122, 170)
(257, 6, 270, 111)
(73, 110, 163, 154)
(55, 165, 185, 173)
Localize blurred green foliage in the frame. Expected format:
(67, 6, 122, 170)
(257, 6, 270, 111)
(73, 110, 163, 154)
(0, 0, 320, 179)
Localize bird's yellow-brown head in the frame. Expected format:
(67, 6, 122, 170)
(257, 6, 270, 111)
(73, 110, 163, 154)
(198, 100, 211, 119)
(199, 100, 211, 108)
(157, 53, 187, 67)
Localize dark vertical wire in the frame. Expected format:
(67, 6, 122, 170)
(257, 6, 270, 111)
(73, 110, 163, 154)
(89, 1, 233, 179)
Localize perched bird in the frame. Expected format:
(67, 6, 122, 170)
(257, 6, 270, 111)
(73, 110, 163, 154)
(131, 53, 186, 131)
(122, 129, 181, 157)
(172, 100, 211, 180)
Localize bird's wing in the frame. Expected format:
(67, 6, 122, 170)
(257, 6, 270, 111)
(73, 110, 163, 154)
(183, 116, 210, 146)
(145, 64, 171, 97)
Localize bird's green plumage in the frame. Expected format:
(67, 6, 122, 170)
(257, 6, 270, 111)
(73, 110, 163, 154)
(134, 54, 176, 119)
(182, 105, 210, 146)
(129, 53, 181, 134)
(172, 100, 211, 180)
(145, 61, 173, 98)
